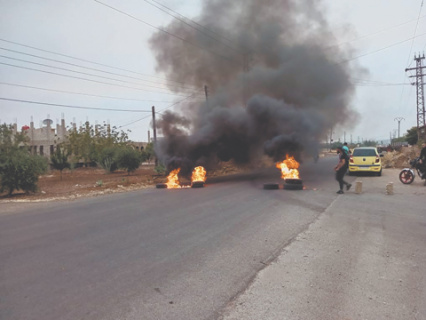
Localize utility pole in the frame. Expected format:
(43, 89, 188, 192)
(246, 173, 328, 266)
(152, 106, 158, 166)
(394, 117, 405, 138)
(343, 131, 346, 143)
(406, 53, 426, 140)
(242, 52, 253, 105)
(204, 85, 209, 102)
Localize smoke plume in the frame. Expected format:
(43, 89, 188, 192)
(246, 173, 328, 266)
(149, 0, 363, 174)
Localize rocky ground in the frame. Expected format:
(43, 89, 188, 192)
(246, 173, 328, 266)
(381, 145, 420, 168)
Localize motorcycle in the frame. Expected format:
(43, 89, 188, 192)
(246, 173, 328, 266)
(399, 157, 426, 184)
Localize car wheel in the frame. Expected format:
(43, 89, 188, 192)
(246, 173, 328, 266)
(263, 183, 279, 190)
(156, 183, 168, 189)
(377, 169, 382, 177)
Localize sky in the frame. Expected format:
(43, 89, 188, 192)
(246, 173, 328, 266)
(0, 0, 425, 144)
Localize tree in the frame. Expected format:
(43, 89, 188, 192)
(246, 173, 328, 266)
(0, 150, 48, 195)
(97, 146, 120, 173)
(141, 142, 155, 163)
(0, 124, 47, 195)
(0, 123, 28, 152)
(362, 140, 377, 147)
(50, 145, 71, 180)
(405, 126, 418, 145)
(64, 122, 130, 167)
(117, 147, 141, 174)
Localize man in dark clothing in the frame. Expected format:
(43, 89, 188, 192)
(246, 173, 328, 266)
(334, 146, 352, 194)
(419, 142, 426, 178)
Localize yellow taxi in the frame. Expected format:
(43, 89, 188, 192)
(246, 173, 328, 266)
(348, 147, 382, 176)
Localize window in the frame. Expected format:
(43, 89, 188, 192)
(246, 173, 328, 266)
(353, 149, 377, 157)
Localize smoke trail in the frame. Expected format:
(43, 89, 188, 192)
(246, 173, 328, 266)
(150, 0, 363, 173)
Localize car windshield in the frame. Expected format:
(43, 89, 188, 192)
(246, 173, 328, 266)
(353, 149, 377, 156)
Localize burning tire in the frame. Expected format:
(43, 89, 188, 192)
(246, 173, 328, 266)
(263, 183, 279, 190)
(191, 181, 205, 188)
(283, 178, 304, 190)
(283, 183, 303, 190)
(284, 178, 303, 185)
(156, 183, 168, 189)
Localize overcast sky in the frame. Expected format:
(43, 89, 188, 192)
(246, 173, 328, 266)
(0, 0, 425, 144)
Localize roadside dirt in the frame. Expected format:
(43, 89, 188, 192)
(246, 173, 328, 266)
(381, 145, 420, 168)
(0, 160, 267, 203)
(1, 147, 419, 204)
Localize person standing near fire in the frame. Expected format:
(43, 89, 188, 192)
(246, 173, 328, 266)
(419, 141, 426, 178)
(334, 146, 351, 194)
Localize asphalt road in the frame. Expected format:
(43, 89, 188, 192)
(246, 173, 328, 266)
(1, 157, 346, 320)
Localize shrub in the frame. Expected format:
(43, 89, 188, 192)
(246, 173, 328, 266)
(116, 147, 141, 174)
(97, 147, 120, 173)
(50, 146, 71, 180)
(0, 149, 48, 195)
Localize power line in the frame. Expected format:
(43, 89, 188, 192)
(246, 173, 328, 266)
(117, 92, 201, 128)
(0, 97, 153, 112)
(0, 54, 176, 93)
(338, 31, 426, 65)
(0, 47, 196, 91)
(142, 0, 244, 55)
(329, 15, 426, 51)
(398, 1, 425, 113)
(0, 38, 191, 87)
(93, 0, 241, 66)
(0, 62, 200, 97)
(406, 0, 424, 67)
(0, 82, 175, 103)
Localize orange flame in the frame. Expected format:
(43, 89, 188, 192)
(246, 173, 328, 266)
(276, 155, 300, 179)
(166, 168, 182, 189)
(191, 166, 207, 183)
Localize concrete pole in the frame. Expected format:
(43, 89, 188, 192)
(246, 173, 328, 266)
(152, 106, 158, 166)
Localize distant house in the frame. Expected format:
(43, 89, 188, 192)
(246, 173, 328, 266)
(11, 118, 148, 159)
(13, 118, 67, 158)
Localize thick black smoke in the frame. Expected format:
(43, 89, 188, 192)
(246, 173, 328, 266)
(150, 0, 363, 174)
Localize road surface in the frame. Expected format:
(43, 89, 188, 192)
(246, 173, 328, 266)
(1, 157, 337, 320)
(4, 157, 424, 320)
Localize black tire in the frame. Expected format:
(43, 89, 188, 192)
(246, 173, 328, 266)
(377, 169, 382, 177)
(399, 170, 414, 184)
(284, 178, 303, 185)
(191, 181, 205, 188)
(156, 183, 168, 189)
(283, 183, 303, 190)
(263, 183, 279, 190)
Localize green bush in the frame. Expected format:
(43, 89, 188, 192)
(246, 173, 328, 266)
(50, 146, 71, 180)
(116, 147, 141, 174)
(0, 149, 48, 195)
(97, 147, 120, 173)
